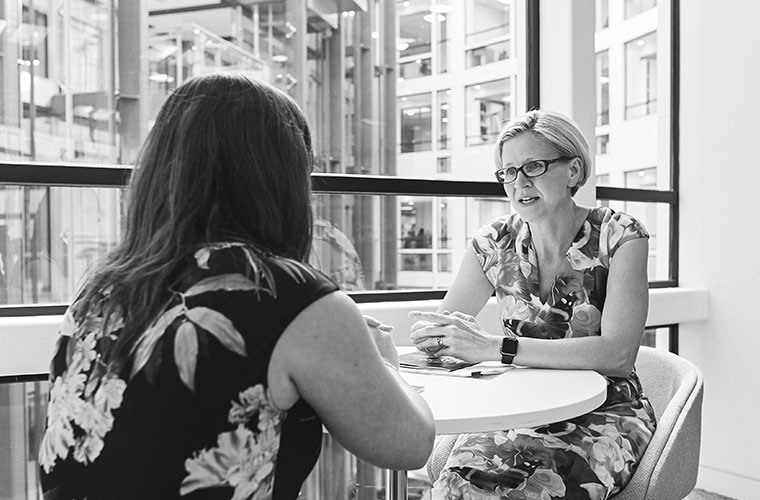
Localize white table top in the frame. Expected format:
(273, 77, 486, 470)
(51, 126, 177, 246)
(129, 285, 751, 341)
(398, 348, 608, 435)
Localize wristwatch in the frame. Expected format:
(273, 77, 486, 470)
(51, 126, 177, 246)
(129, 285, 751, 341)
(500, 336, 519, 365)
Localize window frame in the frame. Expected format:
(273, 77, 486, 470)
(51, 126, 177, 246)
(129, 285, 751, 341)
(0, 0, 680, 317)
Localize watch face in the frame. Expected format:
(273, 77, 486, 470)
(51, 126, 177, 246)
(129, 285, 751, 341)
(501, 336, 518, 355)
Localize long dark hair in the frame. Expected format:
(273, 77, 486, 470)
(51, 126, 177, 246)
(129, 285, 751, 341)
(76, 73, 314, 370)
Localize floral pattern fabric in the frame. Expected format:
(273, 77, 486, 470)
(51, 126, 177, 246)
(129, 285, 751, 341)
(433, 207, 657, 500)
(39, 242, 337, 500)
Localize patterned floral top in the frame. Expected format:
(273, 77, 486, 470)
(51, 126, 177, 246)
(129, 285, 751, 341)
(473, 206, 649, 392)
(39, 243, 338, 500)
(432, 207, 657, 499)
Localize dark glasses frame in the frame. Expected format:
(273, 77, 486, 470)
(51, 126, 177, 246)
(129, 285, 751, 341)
(494, 157, 576, 184)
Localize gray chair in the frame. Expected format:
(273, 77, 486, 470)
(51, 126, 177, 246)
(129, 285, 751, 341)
(426, 346, 704, 500)
(612, 346, 703, 499)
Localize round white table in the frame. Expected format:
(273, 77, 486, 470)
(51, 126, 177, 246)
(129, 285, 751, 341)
(401, 363, 608, 435)
(386, 347, 608, 500)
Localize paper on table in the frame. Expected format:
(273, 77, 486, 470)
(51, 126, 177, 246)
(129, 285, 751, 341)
(399, 351, 477, 372)
(399, 351, 514, 378)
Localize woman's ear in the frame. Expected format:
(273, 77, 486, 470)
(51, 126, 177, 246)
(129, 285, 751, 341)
(567, 158, 582, 188)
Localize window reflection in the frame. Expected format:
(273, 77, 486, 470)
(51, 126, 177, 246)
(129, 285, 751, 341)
(465, 78, 511, 147)
(311, 194, 509, 291)
(397, 0, 433, 79)
(399, 93, 433, 153)
(596, 50, 610, 126)
(625, 31, 658, 119)
(625, 0, 657, 19)
(0, 186, 123, 306)
(0, 379, 48, 497)
(465, 0, 511, 68)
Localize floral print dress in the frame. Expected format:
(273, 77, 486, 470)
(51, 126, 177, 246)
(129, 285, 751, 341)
(38, 243, 338, 500)
(432, 207, 657, 500)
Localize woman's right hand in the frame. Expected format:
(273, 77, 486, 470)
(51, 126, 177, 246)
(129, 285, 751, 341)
(364, 315, 399, 368)
(408, 310, 502, 362)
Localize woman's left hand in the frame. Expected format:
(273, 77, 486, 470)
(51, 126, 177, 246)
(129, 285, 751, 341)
(408, 310, 502, 362)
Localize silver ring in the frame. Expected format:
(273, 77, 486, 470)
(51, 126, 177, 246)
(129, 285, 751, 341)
(437, 336, 444, 347)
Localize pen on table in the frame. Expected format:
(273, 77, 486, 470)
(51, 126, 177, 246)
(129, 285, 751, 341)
(469, 368, 507, 377)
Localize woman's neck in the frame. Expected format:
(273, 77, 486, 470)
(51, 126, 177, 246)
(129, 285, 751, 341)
(530, 201, 587, 261)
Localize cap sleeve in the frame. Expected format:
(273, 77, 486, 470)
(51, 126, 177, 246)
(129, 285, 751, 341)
(600, 210, 649, 265)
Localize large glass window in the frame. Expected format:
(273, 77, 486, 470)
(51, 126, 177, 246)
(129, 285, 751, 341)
(595, 1, 674, 285)
(465, 78, 511, 147)
(1, 0, 527, 307)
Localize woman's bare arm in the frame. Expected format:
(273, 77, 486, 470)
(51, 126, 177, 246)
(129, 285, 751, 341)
(269, 291, 435, 470)
(409, 239, 649, 378)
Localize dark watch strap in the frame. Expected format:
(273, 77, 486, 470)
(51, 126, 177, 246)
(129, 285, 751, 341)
(500, 336, 518, 364)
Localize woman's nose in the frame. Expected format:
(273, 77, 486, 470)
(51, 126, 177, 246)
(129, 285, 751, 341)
(514, 170, 532, 187)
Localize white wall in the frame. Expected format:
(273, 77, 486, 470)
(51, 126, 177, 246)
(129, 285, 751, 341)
(679, 3, 760, 498)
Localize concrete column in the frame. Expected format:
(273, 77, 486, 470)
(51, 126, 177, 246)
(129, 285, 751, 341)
(538, 0, 596, 207)
(117, 0, 149, 164)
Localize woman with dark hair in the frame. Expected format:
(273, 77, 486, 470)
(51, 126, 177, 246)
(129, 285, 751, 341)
(38, 73, 434, 500)
(409, 110, 656, 499)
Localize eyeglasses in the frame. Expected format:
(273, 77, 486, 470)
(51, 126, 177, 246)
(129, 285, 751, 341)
(494, 157, 575, 184)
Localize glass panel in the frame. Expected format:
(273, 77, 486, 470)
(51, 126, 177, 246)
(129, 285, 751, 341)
(0, 379, 48, 498)
(625, 31, 657, 120)
(398, 0, 523, 180)
(640, 326, 672, 351)
(311, 194, 510, 291)
(625, 0, 657, 19)
(437, 8, 450, 73)
(596, 0, 609, 30)
(465, 78, 511, 147)
(398, 1, 432, 58)
(0, 0, 527, 177)
(465, 0, 511, 47)
(0, 188, 512, 304)
(600, 199, 670, 282)
(0, 0, 117, 164)
(0, 2, 529, 305)
(436, 156, 451, 173)
(0, 185, 124, 306)
(398, 92, 432, 153)
(596, 50, 609, 126)
(437, 89, 450, 149)
(596, 134, 610, 155)
(595, 4, 670, 191)
(399, 56, 432, 79)
(466, 39, 510, 68)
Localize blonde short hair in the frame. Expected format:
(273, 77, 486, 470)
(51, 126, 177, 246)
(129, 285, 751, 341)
(495, 109, 591, 196)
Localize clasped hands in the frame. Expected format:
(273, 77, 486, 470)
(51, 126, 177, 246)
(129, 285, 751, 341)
(408, 310, 501, 363)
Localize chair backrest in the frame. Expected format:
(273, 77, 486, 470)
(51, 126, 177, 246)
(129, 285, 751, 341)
(612, 346, 704, 500)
